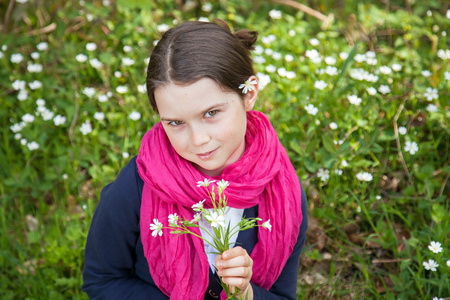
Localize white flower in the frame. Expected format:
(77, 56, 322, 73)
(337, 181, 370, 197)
(262, 220, 272, 231)
(76, 54, 88, 62)
(122, 57, 135, 66)
(98, 94, 109, 102)
(196, 179, 215, 187)
(86, 42, 97, 51)
(378, 85, 391, 95)
(116, 85, 128, 94)
(256, 73, 271, 90)
(202, 2, 212, 12)
(289, 30, 296, 36)
(366, 58, 377, 65)
(423, 259, 439, 271)
(437, 49, 450, 60)
(114, 71, 122, 78)
(285, 54, 294, 62)
(264, 48, 274, 56)
(317, 168, 330, 182)
(102, 0, 111, 6)
(204, 211, 226, 228)
(305, 104, 318, 116)
(27, 63, 43, 73)
(347, 94, 362, 105)
(309, 38, 319, 46)
(376, 195, 381, 200)
(36, 42, 48, 51)
(41, 109, 54, 121)
(432, 297, 443, 300)
(122, 152, 130, 158)
(239, 79, 257, 94)
(265, 65, 276, 73)
(21, 138, 27, 145)
(379, 66, 392, 75)
(354, 54, 366, 63)
(128, 111, 141, 121)
(217, 179, 229, 191)
(335, 169, 343, 175)
(426, 104, 438, 112)
(36, 99, 45, 106)
(365, 51, 376, 58)
(286, 71, 296, 79)
(137, 84, 147, 94)
(398, 126, 407, 135)
(428, 241, 443, 253)
(31, 52, 40, 59)
(94, 112, 105, 121)
(325, 56, 336, 65)
(157, 24, 170, 32)
(272, 52, 282, 60)
(325, 66, 338, 76)
(89, 58, 103, 69)
(168, 213, 179, 225)
(1, 45, 6, 51)
(14, 133, 22, 140)
(404, 141, 419, 155)
(22, 113, 35, 123)
(254, 45, 263, 55)
(421, 70, 432, 77)
(123, 45, 132, 52)
(17, 90, 29, 101)
(11, 53, 24, 63)
(269, 9, 282, 19)
(0, 51, 3, 59)
(253, 56, 265, 64)
(80, 121, 93, 135)
(356, 172, 373, 182)
(27, 141, 39, 151)
(53, 115, 66, 126)
(192, 200, 206, 212)
(447, 260, 450, 267)
(150, 219, 163, 237)
(29, 80, 42, 90)
(16, 0, 28, 3)
(314, 80, 327, 90)
(12, 80, 26, 90)
(10, 123, 24, 133)
(341, 160, 348, 167)
(305, 49, 320, 59)
(423, 87, 438, 101)
(367, 87, 377, 95)
(277, 68, 287, 77)
(82, 87, 96, 98)
(392, 64, 402, 72)
(339, 52, 349, 60)
(445, 71, 450, 80)
(329, 122, 338, 130)
(191, 213, 201, 223)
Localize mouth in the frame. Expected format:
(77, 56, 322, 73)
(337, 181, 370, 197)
(197, 148, 218, 160)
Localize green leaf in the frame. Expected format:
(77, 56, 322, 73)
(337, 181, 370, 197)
(322, 135, 337, 154)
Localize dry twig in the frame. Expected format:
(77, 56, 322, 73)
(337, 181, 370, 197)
(270, 0, 334, 28)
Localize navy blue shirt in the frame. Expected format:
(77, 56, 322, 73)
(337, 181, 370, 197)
(82, 157, 308, 299)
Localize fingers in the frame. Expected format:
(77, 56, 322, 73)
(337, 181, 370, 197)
(215, 247, 253, 291)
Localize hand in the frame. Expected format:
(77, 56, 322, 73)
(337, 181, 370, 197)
(215, 246, 254, 300)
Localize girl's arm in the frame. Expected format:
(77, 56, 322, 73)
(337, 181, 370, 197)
(82, 157, 169, 300)
(251, 184, 309, 299)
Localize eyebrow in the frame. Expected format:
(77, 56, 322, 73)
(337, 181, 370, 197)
(160, 102, 227, 122)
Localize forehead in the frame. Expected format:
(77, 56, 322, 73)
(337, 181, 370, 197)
(154, 78, 239, 118)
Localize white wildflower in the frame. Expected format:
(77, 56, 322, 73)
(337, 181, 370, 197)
(114, 71, 122, 78)
(36, 99, 45, 106)
(254, 45, 263, 55)
(356, 172, 373, 182)
(325, 56, 336, 65)
(335, 169, 343, 175)
(341, 160, 348, 167)
(256, 73, 270, 90)
(31, 52, 40, 59)
(379, 66, 392, 75)
(404, 141, 419, 155)
(137, 84, 147, 94)
(366, 58, 377, 65)
(305, 104, 318, 115)
(426, 104, 438, 112)
(121, 57, 135, 66)
(325, 66, 338, 76)
(421, 70, 432, 77)
(309, 38, 319, 46)
(272, 52, 282, 60)
(41, 109, 54, 121)
(191, 213, 202, 223)
(354, 54, 366, 63)
(196, 179, 215, 187)
(428, 241, 443, 253)
(445, 71, 450, 80)
(27, 63, 43, 73)
(128, 111, 141, 121)
(86, 42, 97, 51)
(11, 53, 24, 63)
(285, 54, 294, 62)
(75, 54, 88, 62)
(14, 133, 22, 140)
(367, 87, 377, 95)
(269, 9, 282, 19)
(192, 200, 206, 212)
(80, 121, 93, 135)
(28, 80, 42, 90)
(378, 85, 391, 95)
(82, 87, 96, 98)
(21, 138, 27, 145)
(157, 24, 170, 32)
(123, 45, 132, 52)
(94, 112, 105, 121)
(286, 71, 296, 79)
(277, 68, 287, 77)
(262, 220, 272, 231)
(22, 113, 35, 123)
(423, 87, 438, 101)
(289, 30, 296, 36)
(217, 179, 229, 191)
(392, 64, 402, 72)
(27, 141, 39, 151)
(150, 219, 163, 237)
(116, 85, 128, 94)
(317, 168, 330, 182)
(314, 80, 327, 90)
(122, 152, 130, 158)
(329, 122, 338, 130)
(98, 94, 109, 102)
(17, 90, 29, 101)
(254, 56, 266, 64)
(398, 126, 407, 135)
(12, 80, 26, 90)
(53, 115, 66, 126)
(423, 259, 439, 272)
(264, 48, 274, 56)
(89, 58, 103, 69)
(339, 52, 349, 60)
(348, 95, 362, 105)
(36, 42, 48, 51)
(202, 3, 212, 12)
(168, 213, 179, 226)
(205, 212, 226, 228)
(265, 64, 276, 73)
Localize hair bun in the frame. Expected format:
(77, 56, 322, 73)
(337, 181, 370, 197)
(234, 29, 258, 50)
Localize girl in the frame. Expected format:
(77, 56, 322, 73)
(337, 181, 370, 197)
(82, 20, 308, 300)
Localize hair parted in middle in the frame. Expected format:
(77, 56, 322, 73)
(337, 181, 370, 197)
(146, 19, 258, 113)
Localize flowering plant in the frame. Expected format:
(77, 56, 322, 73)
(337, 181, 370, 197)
(150, 179, 271, 299)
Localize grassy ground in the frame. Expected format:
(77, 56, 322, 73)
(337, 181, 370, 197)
(0, 0, 448, 299)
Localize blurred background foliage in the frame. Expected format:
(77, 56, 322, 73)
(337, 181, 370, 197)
(0, 0, 448, 299)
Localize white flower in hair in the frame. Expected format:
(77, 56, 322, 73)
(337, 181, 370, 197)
(239, 79, 257, 94)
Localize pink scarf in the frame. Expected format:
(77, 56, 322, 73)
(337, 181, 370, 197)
(137, 111, 302, 299)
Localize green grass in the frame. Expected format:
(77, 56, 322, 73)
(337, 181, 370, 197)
(0, 0, 448, 299)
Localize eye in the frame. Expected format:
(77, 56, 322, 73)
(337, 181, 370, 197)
(168, 120, 184, 126)
(205, 110, 218, 118)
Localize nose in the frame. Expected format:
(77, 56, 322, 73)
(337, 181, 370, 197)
(189, 124, 211, 146)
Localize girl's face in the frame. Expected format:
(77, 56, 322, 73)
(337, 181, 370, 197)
(155, 77, 257, 177)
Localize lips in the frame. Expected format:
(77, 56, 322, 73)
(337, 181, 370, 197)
(197, 148, 218, 159)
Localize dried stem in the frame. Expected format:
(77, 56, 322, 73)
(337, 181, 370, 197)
(3, 0, 15, 34)
(270, 0, 334, 28)
(27, 23, 57, 36)
(393, 98, 411, 183)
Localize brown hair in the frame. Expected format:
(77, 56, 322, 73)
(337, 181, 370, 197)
(146, 19, 258, 113)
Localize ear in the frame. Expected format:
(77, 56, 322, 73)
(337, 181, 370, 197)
(244, 75, 258, 112)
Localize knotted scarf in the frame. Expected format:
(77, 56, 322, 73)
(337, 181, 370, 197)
(137, 110, 302, 299)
